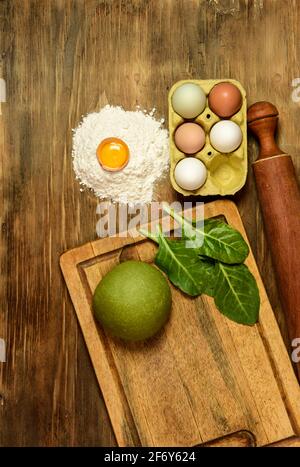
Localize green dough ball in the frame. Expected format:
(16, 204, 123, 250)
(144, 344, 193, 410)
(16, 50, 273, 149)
(93, 261, 172, 341)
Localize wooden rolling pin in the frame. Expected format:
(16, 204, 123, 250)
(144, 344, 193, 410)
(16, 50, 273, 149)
(247, 102, 300, 380)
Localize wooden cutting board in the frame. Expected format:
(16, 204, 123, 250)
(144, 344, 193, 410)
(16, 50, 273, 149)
(60, 200, 300, 447)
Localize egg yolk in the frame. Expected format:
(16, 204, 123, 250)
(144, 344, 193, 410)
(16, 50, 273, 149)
(97, 137, 129, 172)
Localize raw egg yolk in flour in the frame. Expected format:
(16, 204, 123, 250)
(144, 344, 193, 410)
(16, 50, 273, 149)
(97, 137, 130, 172)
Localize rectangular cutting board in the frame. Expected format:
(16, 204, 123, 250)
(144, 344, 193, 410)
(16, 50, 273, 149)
(60, 200, 300, 447)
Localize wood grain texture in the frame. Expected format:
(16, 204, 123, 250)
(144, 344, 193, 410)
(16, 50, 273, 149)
(1, 0, 300, 446)
(60, 201, 300, 447)
(268, 436, 300, 447)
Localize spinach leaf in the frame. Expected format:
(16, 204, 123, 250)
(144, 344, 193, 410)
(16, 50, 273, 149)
(213, 263, 259, 325)
(154, 229, 217, 297)
(163, 204, 249, 264)
(139, 209, 260, 327)
(199, 219, 249, 264)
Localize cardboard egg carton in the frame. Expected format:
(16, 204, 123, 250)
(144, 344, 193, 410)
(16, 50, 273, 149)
(168, 79, 247, 196)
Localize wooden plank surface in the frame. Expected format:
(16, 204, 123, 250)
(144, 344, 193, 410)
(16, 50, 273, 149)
(1, 0, 300, 446)
(60, 201, 300, 447)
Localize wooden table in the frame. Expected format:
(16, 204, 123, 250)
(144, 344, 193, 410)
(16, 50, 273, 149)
(0, 0, 299, 446)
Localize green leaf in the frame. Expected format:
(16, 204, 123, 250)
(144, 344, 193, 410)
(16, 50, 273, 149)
(140, 214, 260, 327)
(213, 263, 260, 325)
(155, 230, 216, 297)
(199, 219, 249, 264)
(163, 204, 249, 264)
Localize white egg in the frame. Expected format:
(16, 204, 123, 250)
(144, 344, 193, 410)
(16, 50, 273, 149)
(174, 158, 207, 191)
(171, 83, 206, 119)
(209, 120, 242, 153)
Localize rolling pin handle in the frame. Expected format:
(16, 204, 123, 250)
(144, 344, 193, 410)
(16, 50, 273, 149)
(247, 102, 284, 159)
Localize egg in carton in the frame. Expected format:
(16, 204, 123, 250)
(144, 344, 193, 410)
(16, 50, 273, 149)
(168, 79, 247, 196)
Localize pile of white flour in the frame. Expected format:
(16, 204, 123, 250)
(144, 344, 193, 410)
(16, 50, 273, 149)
(72, 105, 169, 205)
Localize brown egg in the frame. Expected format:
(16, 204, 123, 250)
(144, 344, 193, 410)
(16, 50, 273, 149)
(208, 82, 242, 118)
(174, 123, 206, 154)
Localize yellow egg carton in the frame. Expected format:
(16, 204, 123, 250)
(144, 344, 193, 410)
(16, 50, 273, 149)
(168, 79, 247, 196)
